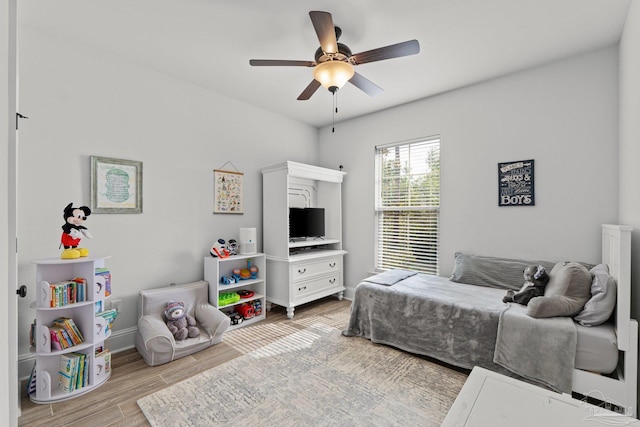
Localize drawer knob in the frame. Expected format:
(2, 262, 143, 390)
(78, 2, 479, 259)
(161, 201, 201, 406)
(329, 262, 336, 268)
(329, 278, 336, 284)
(298, 268, 306, 274)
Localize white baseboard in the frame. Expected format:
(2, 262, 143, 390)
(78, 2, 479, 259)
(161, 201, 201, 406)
(18, 326, 138, 380)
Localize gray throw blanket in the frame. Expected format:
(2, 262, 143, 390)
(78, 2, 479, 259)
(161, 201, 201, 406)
(344, 272, 578, 394)
(363, 269, 417, 286)
(494, 303, 577, 393)
(343, 274, 511, 374)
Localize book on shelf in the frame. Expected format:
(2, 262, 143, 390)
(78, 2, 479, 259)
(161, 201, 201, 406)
(95, 268, 111, 297)
(51, 317, 84, 347)
(96, 309, 118, 336)
(26, 362, 37, 396)
(58, 354, 79, 392)
(95, 348, 111, 376)
(50, 325, 71, 349)
(50, 327, 63, 351)
(48, 278, 86, 307)
(58, 352, 89, 393)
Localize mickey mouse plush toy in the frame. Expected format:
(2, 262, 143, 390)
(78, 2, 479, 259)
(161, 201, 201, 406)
(60, 202, 93, 259)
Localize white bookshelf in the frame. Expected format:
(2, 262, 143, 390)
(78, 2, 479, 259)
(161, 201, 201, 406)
(204, 253, 266, 330)
(29, 256, 112, 403)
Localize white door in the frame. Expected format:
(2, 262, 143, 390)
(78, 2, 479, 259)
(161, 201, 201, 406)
(2, 0, 20, 425)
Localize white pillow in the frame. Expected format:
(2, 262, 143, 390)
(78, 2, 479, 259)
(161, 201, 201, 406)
(574, 264, 617, 326)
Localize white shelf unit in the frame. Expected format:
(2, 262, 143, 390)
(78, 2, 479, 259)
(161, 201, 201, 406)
(261, 161, 346, 319)
(30, 256, 112, 403)
(204, 253, 266, 330)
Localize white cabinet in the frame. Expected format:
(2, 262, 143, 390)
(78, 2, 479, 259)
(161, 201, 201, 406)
(29, 256, 113, 403)
(261, 161, 346, 319)
(204, 253, 266, 330)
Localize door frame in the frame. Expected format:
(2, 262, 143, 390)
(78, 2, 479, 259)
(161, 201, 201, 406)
(2, 0, 19, 424)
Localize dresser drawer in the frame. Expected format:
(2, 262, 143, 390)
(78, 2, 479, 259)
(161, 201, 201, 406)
(293, 273, 341, 297)
(292, 257, 342, 281)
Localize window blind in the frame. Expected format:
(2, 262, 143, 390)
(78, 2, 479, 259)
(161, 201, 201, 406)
(375, 137, 440, 274)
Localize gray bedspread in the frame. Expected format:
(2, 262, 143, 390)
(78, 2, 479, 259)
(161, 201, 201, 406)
(343, 273, 577, 393)
(343, 273, 510, 373)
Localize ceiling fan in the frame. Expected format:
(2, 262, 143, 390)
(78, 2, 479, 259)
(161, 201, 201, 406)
(249, 11, 420, 100)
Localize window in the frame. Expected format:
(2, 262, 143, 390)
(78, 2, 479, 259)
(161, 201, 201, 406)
(375, 137, 440, 274)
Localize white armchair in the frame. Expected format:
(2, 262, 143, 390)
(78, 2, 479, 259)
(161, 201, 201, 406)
(135, 280, 230, 366)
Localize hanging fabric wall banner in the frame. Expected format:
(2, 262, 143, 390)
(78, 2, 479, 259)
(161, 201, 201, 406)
(498, 159, 534, 206)
(214, 169, 244, 214)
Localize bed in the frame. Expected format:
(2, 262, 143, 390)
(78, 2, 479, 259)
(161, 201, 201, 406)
(343, 224, 638, 416)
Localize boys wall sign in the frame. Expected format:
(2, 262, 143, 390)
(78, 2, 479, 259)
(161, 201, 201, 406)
(498, 159, 535, 206)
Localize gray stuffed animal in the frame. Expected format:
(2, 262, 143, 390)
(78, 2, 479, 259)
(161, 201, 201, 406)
(502, 265, 550, 305)
(164, 301, 200, 341)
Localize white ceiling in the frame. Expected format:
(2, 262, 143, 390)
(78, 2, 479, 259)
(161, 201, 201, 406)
(19, 0, 631, 128)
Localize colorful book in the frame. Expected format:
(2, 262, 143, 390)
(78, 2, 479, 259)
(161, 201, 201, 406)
(52, 317, 84, 345)
(95, 348, 111, 376)
(58, 354, 78, 392)
(50, 329, 62, 351)
(95, 309, 118, 336)
(95, 268, 111, 297)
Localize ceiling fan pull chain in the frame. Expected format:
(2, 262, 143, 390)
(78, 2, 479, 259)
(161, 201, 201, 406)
(332, 90, 337, 133)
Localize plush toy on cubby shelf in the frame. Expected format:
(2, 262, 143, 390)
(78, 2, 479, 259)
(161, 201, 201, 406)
(60, 202, 93, 259)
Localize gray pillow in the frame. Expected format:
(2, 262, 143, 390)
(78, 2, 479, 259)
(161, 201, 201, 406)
(574, 264, 617, 326)
(450, 252, 556, 290)
(527, 261, 592, 318)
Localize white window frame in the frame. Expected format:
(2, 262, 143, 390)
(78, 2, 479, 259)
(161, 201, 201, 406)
(374, 136, 440, 274)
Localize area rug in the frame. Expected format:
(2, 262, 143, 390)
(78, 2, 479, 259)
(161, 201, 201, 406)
(137, 322, 467, 426)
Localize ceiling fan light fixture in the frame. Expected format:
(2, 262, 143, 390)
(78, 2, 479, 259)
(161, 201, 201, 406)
(313, 60, 355, 91)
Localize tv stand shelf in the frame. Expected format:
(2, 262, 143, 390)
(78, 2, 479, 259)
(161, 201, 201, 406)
(262, 161, 346, 319)
(288, 238, 340, 249)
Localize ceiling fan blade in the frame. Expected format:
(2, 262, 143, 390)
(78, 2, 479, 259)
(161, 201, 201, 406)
(309, 11, 338, 54)
(297, 80, 322, 100)
(349, 72, 384, 97)
(351, 39, 420, 65)
(250, 59, 315, 67)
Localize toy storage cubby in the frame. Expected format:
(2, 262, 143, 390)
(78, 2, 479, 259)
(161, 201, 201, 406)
(204, 253, 266, 330)
(30, 256, 112, 403)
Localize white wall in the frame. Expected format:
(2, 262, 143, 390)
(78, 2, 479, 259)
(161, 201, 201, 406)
(619, 0, 640, 334)
(318, 47, 619, 298)
(16, 28, 318, 370)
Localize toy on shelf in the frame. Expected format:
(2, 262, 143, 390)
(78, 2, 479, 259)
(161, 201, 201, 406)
(237, 302, 255, 319)
(218, 292, 240, 306)
(227, 311, 243, 325)
(210, 239, 230, 258)
(60, 203, 93, 259)
(232, 268, 242, 282)
(238, 290, 255, 299)
(239, 268, 251, 280)
(220, 275, 237, 285)
(252, 299, 263, 316)
(226, 239, 239, 256)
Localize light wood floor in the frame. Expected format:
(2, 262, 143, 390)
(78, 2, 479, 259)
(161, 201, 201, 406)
(19, 297, 353, 427)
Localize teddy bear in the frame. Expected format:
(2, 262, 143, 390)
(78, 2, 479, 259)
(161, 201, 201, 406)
(502, 265, 550, 305)
(60, 202, 93, 259)
(164, 301, 200, 341)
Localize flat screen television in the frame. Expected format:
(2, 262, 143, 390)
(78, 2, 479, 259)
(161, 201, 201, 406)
(289, 207, 325, 239)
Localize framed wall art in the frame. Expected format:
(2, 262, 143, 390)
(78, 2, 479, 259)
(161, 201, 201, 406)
(91, 156, 143, 214)
(214, 169, 243, 214)
(498, 159, 534, 207)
